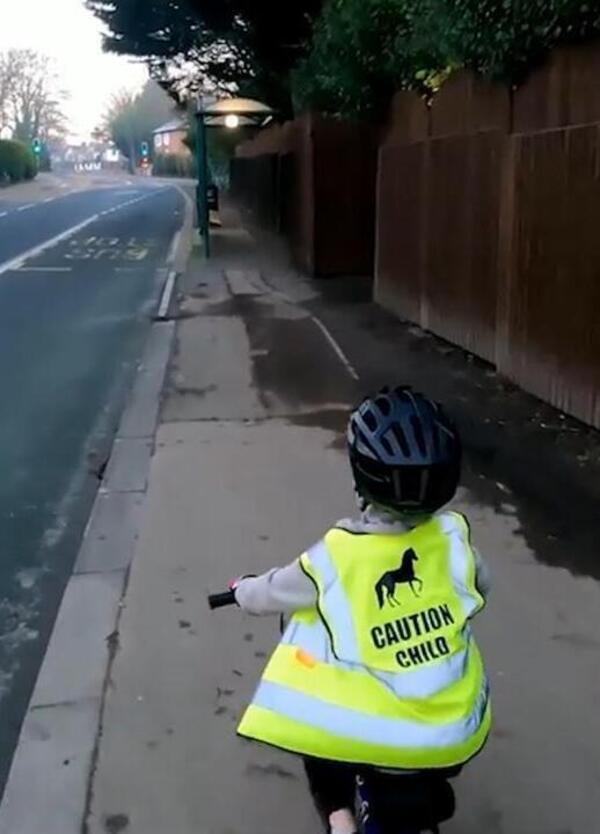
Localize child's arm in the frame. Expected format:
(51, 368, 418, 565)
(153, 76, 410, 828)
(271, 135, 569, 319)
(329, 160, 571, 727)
(474, 549, 491, 598)
(233, 560, 317, 615)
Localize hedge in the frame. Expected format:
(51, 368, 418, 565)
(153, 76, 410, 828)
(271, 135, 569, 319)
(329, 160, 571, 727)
(295, 0, 600, 119)
(0, 140, 37, 184)
(152, 153, 197, 178)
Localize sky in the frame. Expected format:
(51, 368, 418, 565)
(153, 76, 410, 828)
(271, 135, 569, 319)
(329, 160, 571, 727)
(0, 0, 148, 141)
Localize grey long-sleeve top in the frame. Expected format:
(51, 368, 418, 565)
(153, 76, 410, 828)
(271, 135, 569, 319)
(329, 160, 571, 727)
(234, 507, 490, 616)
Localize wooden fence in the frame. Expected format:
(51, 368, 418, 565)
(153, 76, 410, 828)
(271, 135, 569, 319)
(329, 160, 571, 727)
(232, 115, 378, 277)
(231, 43, 600, 428)
(376, 45, 600, 428)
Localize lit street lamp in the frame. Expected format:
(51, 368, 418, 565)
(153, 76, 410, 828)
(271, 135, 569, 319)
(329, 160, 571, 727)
(195, 96, 274, 258)
(224, 114, 240, 130)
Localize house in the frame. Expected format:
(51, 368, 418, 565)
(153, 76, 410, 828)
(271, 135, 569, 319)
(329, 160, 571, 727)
(152, 119, 190, 156)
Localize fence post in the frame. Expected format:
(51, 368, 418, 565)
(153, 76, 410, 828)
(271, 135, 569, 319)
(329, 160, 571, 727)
(418, 139, 432, 331)
(495, 134, 518, 373)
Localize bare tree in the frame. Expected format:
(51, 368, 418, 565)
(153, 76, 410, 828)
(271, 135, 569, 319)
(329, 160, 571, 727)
(0, 51, 20, 131)
(0, 50, 67, 142)
(101, 80, 175, 170)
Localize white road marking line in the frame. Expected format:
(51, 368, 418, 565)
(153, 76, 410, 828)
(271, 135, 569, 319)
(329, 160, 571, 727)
(249, 273, 360, 382)
(0, 191, 81, 218)
(157, 270, 177, 319)
(17, 266, 73, 272)
(166, 228, 182, 265)
(0, 189, 164, 277)
(309, 315, 360, 381)
(0, 215, 100, 277)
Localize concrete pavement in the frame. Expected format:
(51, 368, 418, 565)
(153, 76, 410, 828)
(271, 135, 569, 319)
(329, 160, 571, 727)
(0, 171, 138, 207)
(0, 172, 73, 207)
(2, 206, 599, 833)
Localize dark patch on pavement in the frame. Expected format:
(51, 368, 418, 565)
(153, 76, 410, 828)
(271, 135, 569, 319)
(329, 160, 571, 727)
(478, 806, 504, 834)
(246, 762, 297, 780)
(178, 620, 192, 630)
(552, 632, 600, 650)
(286, 407, 350, 444)
(246, 298, 357, 412)
(106, 630, 120, 653)
(202, 293, 358, 412)
(171, 384, 217, 398)
(244, 633, 254, 642)
(492, 726, 514, 740)
(103, 813, 130, 833)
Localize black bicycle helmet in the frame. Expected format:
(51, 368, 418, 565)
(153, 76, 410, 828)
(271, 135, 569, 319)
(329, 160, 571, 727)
(347, 386, 461, 514)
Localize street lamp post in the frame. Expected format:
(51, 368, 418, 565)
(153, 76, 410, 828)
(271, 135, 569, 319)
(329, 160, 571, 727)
(195, 97, 274, 259)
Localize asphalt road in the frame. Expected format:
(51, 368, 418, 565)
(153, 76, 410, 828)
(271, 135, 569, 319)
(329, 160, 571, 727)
(0, 176, 184, 794)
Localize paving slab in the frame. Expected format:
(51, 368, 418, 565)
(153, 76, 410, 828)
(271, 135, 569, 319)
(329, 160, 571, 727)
(163, 316, 266, 422)
(101, 437, 153, 493)
(0, 699, 101, 834)
(74, 491, 146, 574)
(225, 268, 264, 296)
(118, 322, 175, 438)
(30, 572, 124, 707)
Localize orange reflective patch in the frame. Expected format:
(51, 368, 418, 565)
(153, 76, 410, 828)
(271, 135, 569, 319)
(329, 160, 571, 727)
(295, 649, 317, 668)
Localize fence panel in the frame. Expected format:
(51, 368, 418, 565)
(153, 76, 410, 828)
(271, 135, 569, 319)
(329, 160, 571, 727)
(313, 118, 378, 276)
(430, 71, 511, 137)
(499, 124, 600, 427)
(425, 132, 505, 362)
(375, 141, 429, 324)
(230, 154, 280, 229)
(385, 91, 430, 145)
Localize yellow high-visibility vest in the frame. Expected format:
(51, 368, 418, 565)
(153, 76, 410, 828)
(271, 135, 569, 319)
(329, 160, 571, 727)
(238, 512, 491, 769)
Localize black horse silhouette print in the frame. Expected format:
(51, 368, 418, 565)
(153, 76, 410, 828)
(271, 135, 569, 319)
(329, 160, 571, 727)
(375, 549, 423, 608)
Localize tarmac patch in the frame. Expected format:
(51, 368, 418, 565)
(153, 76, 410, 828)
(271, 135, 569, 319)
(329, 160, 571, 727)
(103, 813, 130, 833)
(246, 762, 297, 780)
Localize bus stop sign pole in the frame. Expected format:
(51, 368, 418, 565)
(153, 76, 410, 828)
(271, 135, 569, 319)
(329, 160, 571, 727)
(195, 101, 210, 259)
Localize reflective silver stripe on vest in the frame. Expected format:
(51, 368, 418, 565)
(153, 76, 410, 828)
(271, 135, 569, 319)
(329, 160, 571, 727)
(307, 541, 361, 661)
(282, 618, 471, 699)
(439, 514, 482, 619)
(254, 679, 489, 750)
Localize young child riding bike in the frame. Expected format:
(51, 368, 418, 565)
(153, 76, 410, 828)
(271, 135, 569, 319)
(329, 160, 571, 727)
(231, 387, 491, 834)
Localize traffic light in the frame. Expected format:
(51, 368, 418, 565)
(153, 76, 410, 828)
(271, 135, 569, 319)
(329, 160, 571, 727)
(140, 141, 149, 159)
(32, 138, 42, 156)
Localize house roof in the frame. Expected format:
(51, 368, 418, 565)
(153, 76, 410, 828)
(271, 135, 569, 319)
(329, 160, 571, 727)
(152, 118, 187, 135)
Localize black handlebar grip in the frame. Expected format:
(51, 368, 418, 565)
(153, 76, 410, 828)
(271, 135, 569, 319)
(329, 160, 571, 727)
(208, 590, 237, 610)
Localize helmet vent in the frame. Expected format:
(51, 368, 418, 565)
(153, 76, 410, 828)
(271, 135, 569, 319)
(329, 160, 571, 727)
(376, 397, 392, 416)
(380, 435, 394, 456)
(391, 424, 410, 458)
(363, 410, 377, 431)
(411, 415, 427, 457)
